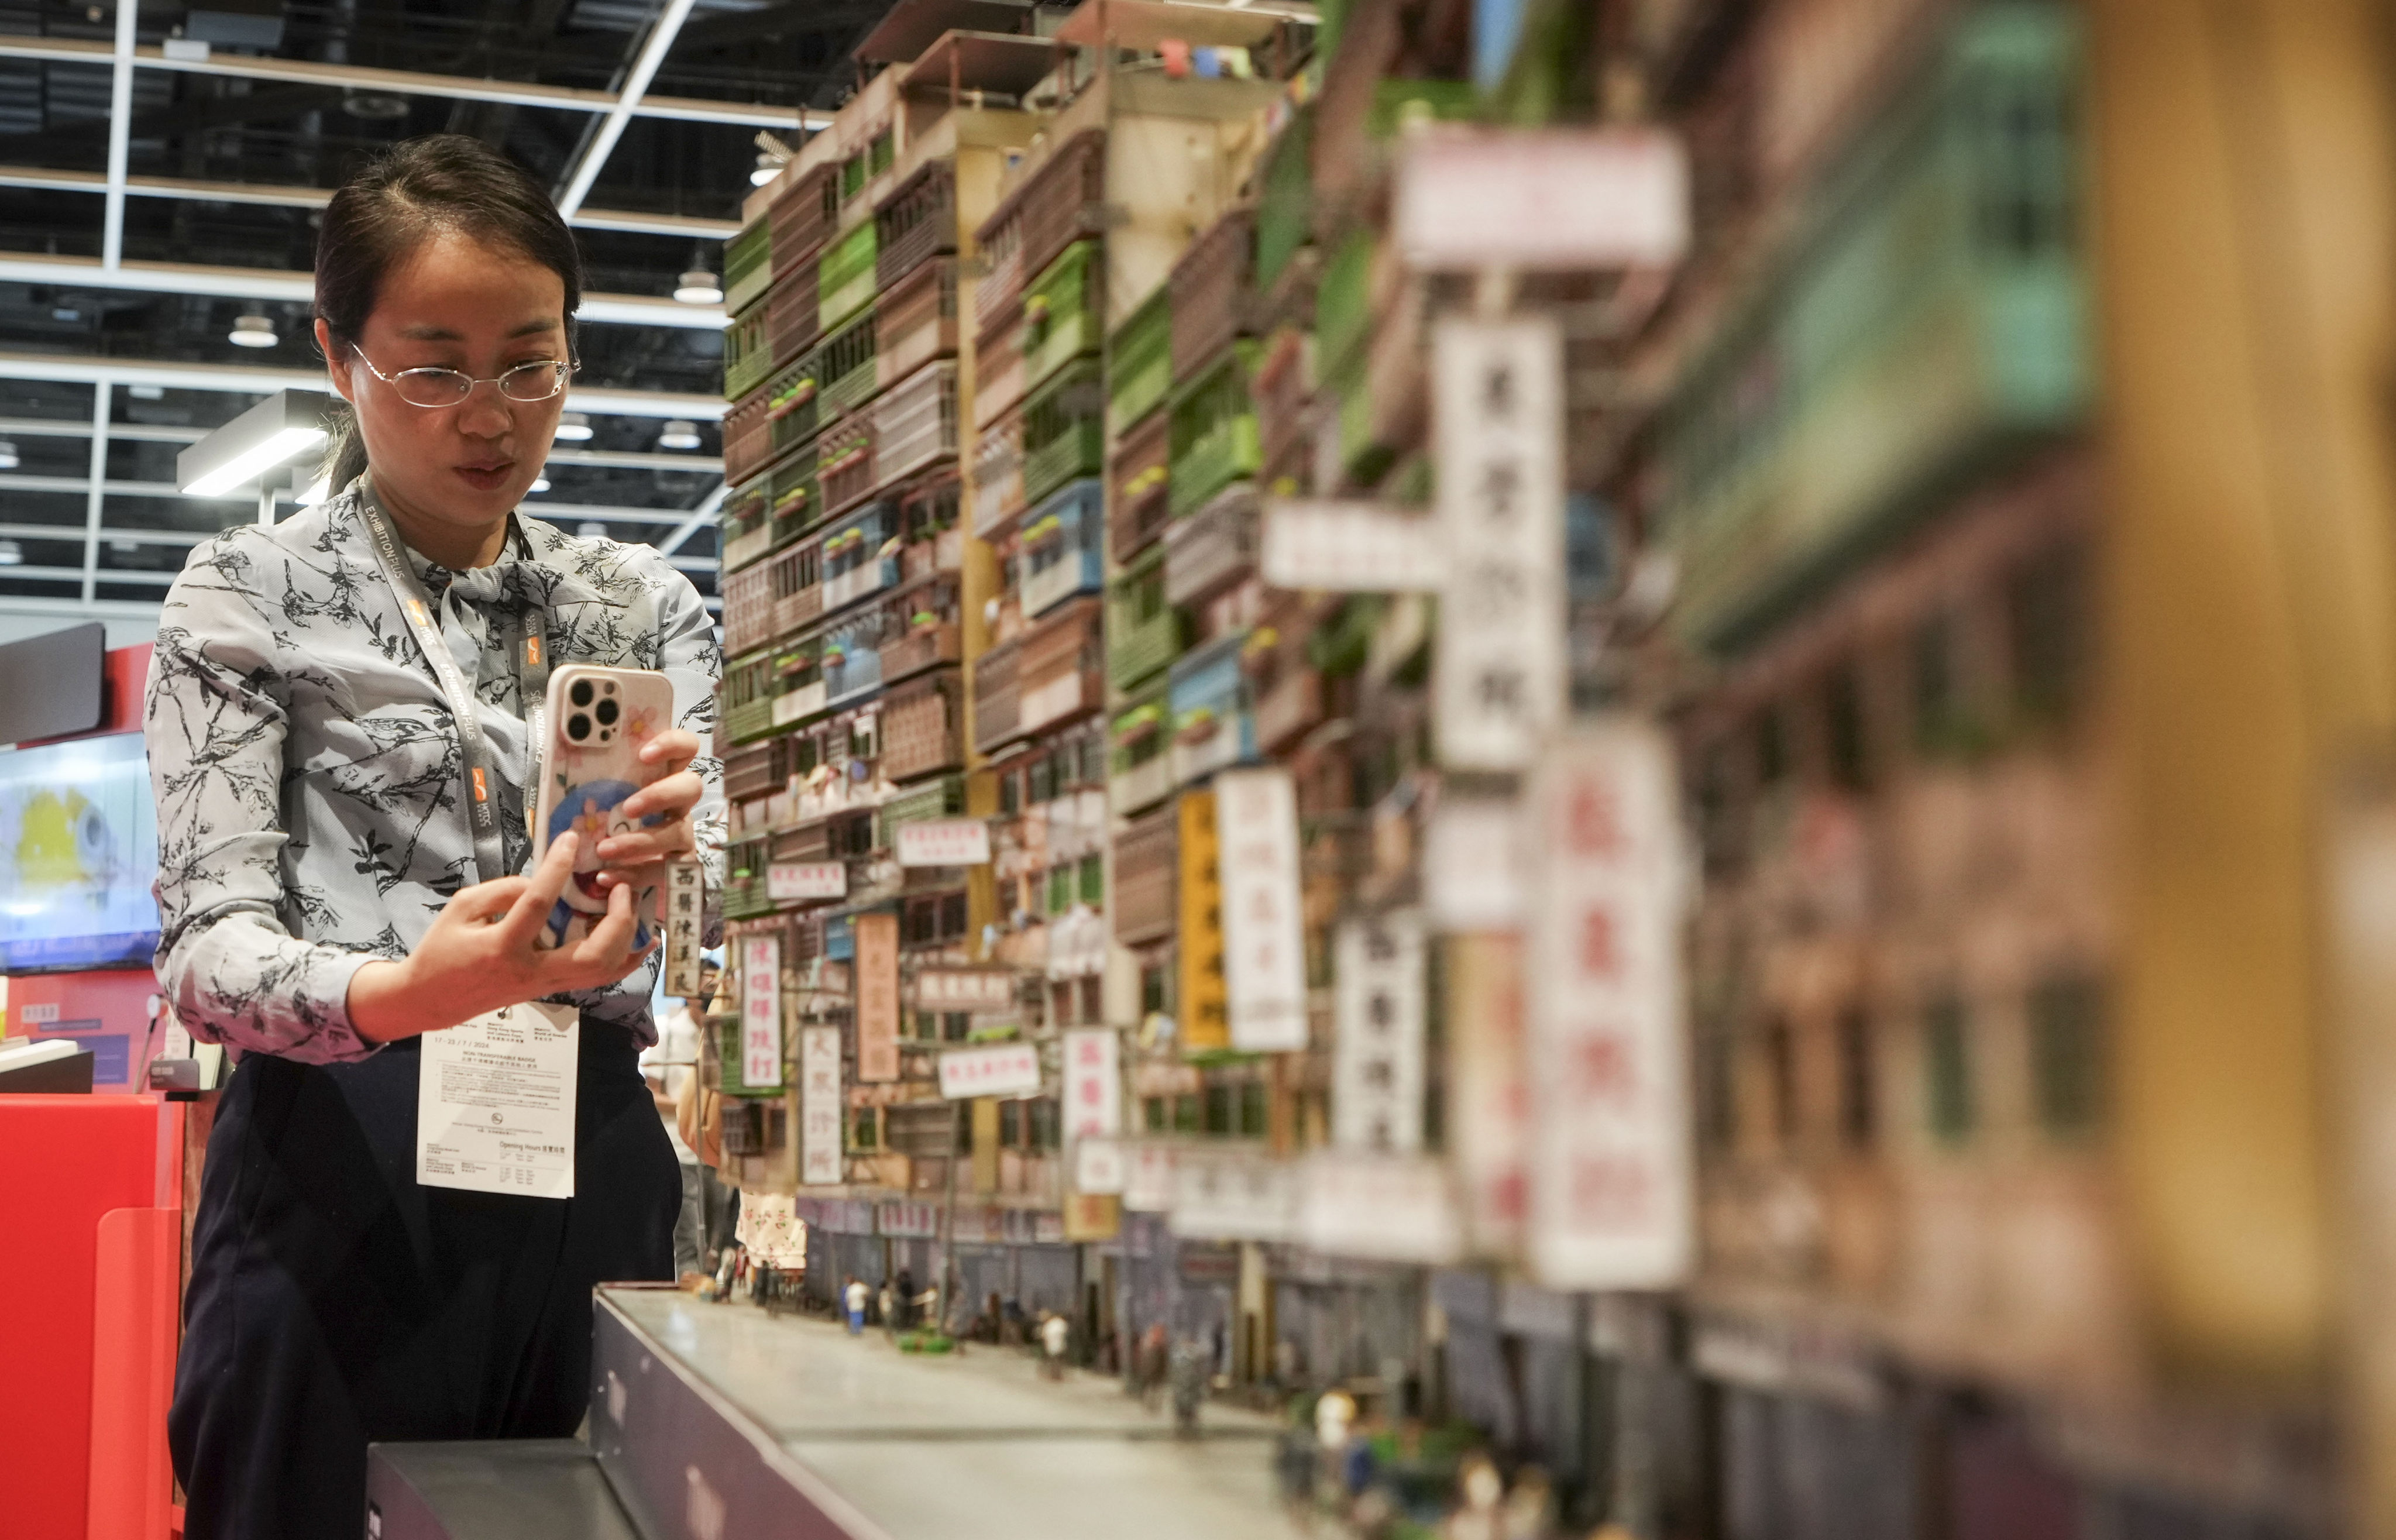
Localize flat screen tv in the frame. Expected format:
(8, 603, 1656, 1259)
(0, 731, 159, 972)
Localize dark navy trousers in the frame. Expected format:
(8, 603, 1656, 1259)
(169, 1025, 678, 1540)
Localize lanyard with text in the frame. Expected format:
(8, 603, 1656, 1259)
(355, 477, 552, 886)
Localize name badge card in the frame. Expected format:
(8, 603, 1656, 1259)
(417, 1001, 580, 1199)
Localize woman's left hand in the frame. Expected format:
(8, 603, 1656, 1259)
(593, 727, 704, 889)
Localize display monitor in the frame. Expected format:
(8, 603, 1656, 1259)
(0, 732, 159, 972)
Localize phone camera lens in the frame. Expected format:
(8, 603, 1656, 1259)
(595, 697, 620, 726)
(569, 679, 594, 708)
(567, 714, 591, 741)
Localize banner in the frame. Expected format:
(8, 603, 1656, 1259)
(1216, 768, 1308, 1052)
(738, 933, 782, 1090)
(854, 912, 899, 1082)
(1333, 909, 1427, 1151)
(799, 1024, 842, 1185)
(1525, 720, 1694, 1288)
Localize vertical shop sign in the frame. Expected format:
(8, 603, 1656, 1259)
(1177, 790, 1228, 1051)
(854, 912, 899, 1083)
(739, 934, 782, 1090)
(799, 1024, 843, 1185)
(1525, 720, 1693, 1288)
(1445, 931, 1528, 1259)
(663, 860, 705, 998)
(1216, 768, 1309, 1053)
(1333, 909, 1428, 1151)
(1123, 1142, 1177, 1212)
(1432, 315, 1566, 771)
(1063, 1027, 1122, 1139)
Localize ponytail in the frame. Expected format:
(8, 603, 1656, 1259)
(318, 400, 369, 499)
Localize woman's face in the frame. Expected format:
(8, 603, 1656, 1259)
(315, 228, 569, 545)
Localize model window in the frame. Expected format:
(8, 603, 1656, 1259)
(1924, 992, 1974, 1143)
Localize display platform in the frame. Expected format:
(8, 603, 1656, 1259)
(366, 1440, 641, 1540)
(587, 1284, 1297, 1540)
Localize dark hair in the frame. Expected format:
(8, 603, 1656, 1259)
(314, 134, 585, 494)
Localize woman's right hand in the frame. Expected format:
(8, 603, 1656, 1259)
(348, 832, 652, 1043)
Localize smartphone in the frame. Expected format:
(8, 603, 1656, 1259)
(530, 664, 678, 951)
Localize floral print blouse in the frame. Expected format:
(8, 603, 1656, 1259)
(145, 484, 724, 1064)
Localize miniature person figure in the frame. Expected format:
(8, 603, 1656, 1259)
(878, 1279, 897, 1338)
(1446, 1453, 1506, 1540)
(1041, 1309, 1071, 1379)
(843, 1275, 867, 1336)
(895, 1266, 916, 1329)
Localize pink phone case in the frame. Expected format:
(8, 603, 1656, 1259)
(530, 665, 677, 951)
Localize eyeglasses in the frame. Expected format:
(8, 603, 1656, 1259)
(348, 344, 576, 408)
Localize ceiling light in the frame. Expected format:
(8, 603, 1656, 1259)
(110, 537, 140, 555)
(296, 473, 331, 506)
(576, 521, 609, 539)
(656, 419, 702, 451)
(673, 269, 723, 305)
(228, 313, 277, 349)
(177, 390, 331, 498)
(751, 152, 786, 187)
(530, 473, 552, 493)
(0, 541, 22, 568)
(129, 385, 164, 401)
(554, 411, 593, 442)
(0, 441, 18, 471)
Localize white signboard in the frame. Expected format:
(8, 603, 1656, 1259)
(1333, 910, 1427, 1151)
(1396, 130, 1689, 271)
(799, 1024, 843, 1185)
(1074, 1135, 1127, 1195)
(1062, 1027, 1122, 1139)
(663, 860, 706, 997)
(1424, 797, 1525, 931)
(739, 934, 783, 1089)
(912, 968, 1017, 1013)
(1431, 315, 1567, 772)
(896, 818, 992, 868)
(1525, 720, 1694, 1289)
(1168, 1145, 1299, 1242)
(1123, 1142, 1178, 1212)
(1215, 768, 1309, 1052)
(1261, 499, 1445, 592)
(936, 1041, 1042, 1100)
(768, 860, 847, 902)
(1298, 1151, 1464, 1265)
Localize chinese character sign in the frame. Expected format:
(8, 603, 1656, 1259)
(913, 970, 1016, 1013)
(1333, 909, 1427, 1151)
(1445, 930, 1528, 1259)
(800, 1024, 843, 1185)
(936, 1043, 1043, 1100)
(767, 861, 846, 902)
(896, 819, 992, 868)
(1178, 790, 1228, 1052)
(740, 934, 782, 1091)
(1215, 768, 1309, 1053)
(1432, 315, 1566, 771)
(1525, 719, 1693, 1289)
(1063, 1027, 1121, 1139)
(855, 912, 899, 1083)
(664, 860, 705, 998)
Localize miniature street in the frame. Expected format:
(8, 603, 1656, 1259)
(606, 1288, 1305, 1540)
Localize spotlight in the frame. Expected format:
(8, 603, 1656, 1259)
(128, 385, 164, 401)
(228, 314, 277, 348)
(576, 521, 609, 539)
(751, 152, 785, 187)
(657, 419, 702, 451)
(530, 473, 552, 493)
(673, 269, 723, 305)
(554, 411, 594, 443)
(0, 441, 18, 471)
(0, 540, 22, 568)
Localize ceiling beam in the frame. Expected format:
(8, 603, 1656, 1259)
(0, 164, 741, 238)
(80, 382, 111, 602)
(101, 0, 137, 269)
(0, 36, 831, 130)
(0, 417, 201, 443)
(556, 0, 703, 218)
(656, 478, 730, 555)
(0, 350, 726, 420)
(0, 253, 728, 328)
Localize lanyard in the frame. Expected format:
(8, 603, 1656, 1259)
(355, 478, 552, 886)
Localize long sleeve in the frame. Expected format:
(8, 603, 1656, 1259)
(654, 563, 728, 950)
(148, 541, 381, 1064)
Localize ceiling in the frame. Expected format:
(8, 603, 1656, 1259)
(0, 0, 905, 635)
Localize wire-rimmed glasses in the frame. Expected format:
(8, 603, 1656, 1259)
(348, 344, 576, 408)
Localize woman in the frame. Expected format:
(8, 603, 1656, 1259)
(148, 134, 723, 1539)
